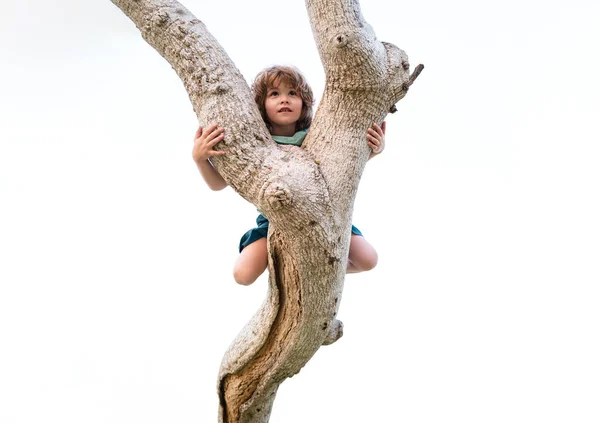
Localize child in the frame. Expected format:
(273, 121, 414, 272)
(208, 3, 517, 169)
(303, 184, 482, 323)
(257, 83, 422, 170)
(192, 66, 386, 285)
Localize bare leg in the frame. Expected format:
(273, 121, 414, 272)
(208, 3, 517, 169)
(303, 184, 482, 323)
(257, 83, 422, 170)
(347, 234, 378, 273)
(233, 237, 268, 285)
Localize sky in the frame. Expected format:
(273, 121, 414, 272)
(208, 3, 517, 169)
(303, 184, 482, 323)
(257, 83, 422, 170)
(1, 0, 599, 422)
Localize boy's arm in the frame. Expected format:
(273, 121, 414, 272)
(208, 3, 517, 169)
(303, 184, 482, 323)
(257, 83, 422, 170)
(196, 158, 228, 191)
(367, 121, 386, 160)
(192, 124, 228, 191)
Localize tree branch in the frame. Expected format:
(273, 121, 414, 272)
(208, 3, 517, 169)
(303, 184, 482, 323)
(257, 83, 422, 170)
(303, 0, 423, 225)
(110, 0, 281, 204)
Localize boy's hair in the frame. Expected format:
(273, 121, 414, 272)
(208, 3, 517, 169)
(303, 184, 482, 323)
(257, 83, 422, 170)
(251, 65, 314, 132)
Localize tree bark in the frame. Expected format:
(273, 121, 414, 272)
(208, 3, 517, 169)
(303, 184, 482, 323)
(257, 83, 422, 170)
(109, 0, 422, 421)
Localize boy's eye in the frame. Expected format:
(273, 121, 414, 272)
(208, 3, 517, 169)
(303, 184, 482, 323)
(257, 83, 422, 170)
(289, 91, 297, 96)
(269, 91, 278, 97)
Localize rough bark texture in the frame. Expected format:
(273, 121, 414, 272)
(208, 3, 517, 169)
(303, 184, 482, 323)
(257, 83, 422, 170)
(109, 0, 422, 421)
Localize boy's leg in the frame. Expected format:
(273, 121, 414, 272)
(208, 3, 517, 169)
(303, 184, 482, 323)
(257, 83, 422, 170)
(233, 237, 268, 285)
(347, 234, 378, 273)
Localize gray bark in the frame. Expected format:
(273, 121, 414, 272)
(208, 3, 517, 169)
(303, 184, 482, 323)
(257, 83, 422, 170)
(109, 0, 422, 421)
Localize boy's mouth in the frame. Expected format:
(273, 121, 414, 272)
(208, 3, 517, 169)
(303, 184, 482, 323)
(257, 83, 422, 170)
(278, 107, 293, 113)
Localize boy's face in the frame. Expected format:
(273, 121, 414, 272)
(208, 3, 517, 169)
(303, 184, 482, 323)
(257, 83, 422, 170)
(265, 79, 303, 135)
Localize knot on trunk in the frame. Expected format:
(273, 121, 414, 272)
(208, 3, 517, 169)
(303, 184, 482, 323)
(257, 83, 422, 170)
(263, 180, 292, 210)
(322, 319, 344, 346)
(334, 33, 349, 47)
(208, 82, 231, 94)
(151, 10, 169, 26)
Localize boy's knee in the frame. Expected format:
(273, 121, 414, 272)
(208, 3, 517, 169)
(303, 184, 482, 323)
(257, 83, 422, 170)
(365, 255, 378, 271)
(233, 266, 258, 286)
(358, 252, 378, 272)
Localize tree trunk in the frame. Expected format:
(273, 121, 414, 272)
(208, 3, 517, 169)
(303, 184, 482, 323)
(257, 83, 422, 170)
(109, 0, 422, 421)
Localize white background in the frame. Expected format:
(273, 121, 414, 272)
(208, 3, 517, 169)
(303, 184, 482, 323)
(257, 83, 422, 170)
(1, 0, 599, 422)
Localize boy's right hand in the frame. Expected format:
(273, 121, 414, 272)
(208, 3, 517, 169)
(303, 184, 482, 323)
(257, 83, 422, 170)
(192, 124, 226, 164)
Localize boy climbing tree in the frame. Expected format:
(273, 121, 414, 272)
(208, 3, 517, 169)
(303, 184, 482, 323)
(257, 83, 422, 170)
(109, 0, 423, 421)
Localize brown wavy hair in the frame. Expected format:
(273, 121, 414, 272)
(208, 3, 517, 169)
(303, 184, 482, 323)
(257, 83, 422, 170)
(251, 65, 314, 132)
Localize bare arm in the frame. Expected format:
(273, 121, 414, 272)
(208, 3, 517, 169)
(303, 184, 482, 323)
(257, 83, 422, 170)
(192, 124, 228, 191)
(367, 121, 386, 160)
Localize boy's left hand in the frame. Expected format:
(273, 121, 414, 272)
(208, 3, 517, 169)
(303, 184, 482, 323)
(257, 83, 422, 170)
(367, 121, 386, 158)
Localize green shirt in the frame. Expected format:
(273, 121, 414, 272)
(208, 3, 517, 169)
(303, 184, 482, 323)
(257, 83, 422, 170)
(272, 130, 307, 146)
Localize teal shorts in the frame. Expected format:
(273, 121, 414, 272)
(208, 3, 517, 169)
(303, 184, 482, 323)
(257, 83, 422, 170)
(239, 214, 363, 252)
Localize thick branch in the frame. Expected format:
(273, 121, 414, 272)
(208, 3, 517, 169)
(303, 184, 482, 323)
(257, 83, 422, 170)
(303, 0, 422, 227)
(110, 0, 277, 204)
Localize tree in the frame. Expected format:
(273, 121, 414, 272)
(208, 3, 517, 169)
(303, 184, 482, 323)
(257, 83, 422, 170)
(110, 0, 423, 421)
